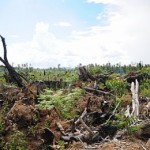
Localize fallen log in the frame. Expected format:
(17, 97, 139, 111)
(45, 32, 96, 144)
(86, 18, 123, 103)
(83, 87, 115, 97)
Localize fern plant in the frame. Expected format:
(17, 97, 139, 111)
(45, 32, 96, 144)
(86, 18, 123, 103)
(36, 88, 84, 119)
(106, 79, 127, 97)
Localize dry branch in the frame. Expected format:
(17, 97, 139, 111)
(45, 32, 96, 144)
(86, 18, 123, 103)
(75, 108, 87, 125)
(79, 117, 94, 136)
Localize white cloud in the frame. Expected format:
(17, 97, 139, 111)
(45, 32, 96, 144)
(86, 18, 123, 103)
(35, 22, 49, 33)
(87, 0, 123, 5)
(1, 0, 150, 68)
(9, 34, 19, 38)
(7, 22, 129, 68)
(55, 21, 72, 27)
(87, 0, 150, 64)
(6, 22, 73, 68)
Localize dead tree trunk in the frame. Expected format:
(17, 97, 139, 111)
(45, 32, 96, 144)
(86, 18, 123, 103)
(78, 66, 96, 81)
(131, 79, 139, 117)
(0, 35, 25, 87)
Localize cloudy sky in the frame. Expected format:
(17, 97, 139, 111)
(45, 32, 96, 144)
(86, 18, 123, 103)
(0, 0, 150, 68)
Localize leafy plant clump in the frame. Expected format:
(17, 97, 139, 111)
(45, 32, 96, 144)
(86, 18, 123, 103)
(114, 112, 142, 135)
(5, 131, 27, 150)
(106, 79, 127, 97)
(0, 120, 5, 135)
(140, 78, 150, 98)
(36, 87, 84, 119)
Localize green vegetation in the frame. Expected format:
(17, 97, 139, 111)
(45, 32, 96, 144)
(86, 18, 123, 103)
(5, 131, 27, 150)
(36, 87, 84, 119)
(106, 79, 127, 97)
(0, 72, 5, 83)
(15, 65, 78, 83)
(140, 87, 150, 98)
(0, 63, 149, 149)
(114, 112, 142, 135)
(28, 125, 38, 138)
(127, 125, 142, 134)
(0, 120, 5, 134)
(115, 113, 134, 129)
(88, 64, 103, 74)
(140, 67, 150, 97)
(57, 140, 65, 150)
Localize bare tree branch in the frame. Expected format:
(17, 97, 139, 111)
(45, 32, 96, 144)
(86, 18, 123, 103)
(0, 35, 8, 63)
(0, 35, 26, 87)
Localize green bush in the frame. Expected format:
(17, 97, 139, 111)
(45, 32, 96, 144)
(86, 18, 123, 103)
(106, 79, 127, 97)
(6, 131, 27, 150)
(114, 113, 141, 135)
(88, 65, 102, 74)
(36, 88, 84, 119)
(0, 120, 5, 134)
(140, 78, 150, 98)
(140, 88, 150, 98)
(127, 125, 142, 134)
(0, 72, 6, 83)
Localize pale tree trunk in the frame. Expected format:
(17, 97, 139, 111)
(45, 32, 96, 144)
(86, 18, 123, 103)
(131, 79, 139, 117)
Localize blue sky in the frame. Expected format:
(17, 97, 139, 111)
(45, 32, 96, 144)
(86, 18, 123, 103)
(0, 0, 150, 68)
(0, 0, 104, 40)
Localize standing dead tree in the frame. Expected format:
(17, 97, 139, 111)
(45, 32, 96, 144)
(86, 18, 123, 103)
(0, 35, 26, 87)
(131, 79, 139, 117)
(125, 79, 139, 118)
